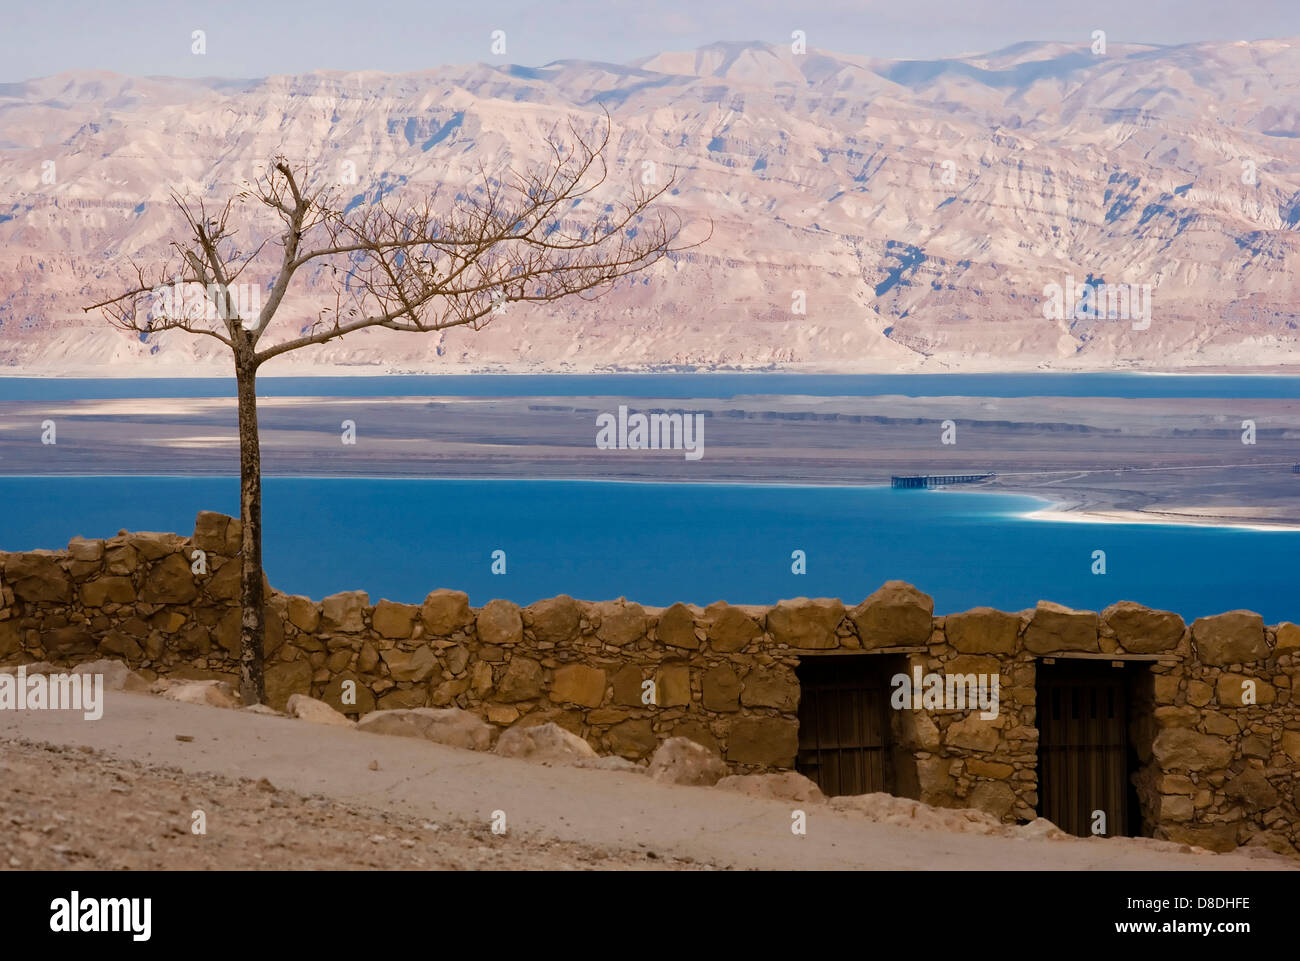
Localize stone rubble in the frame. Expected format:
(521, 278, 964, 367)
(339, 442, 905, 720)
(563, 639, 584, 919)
(494, 721, 597, 764)
(647, 736, 729, 786)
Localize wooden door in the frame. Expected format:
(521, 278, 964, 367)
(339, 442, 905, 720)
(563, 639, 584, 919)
(1037, 661, 1131, 837)
(796, 657, 893, 797)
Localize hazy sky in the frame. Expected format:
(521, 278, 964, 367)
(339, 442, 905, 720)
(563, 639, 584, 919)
(5, 0, 1300, 81)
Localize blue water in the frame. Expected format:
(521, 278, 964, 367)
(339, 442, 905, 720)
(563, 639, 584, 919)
(2, 372, 1300, 400)
(1, 476, 1294, 622)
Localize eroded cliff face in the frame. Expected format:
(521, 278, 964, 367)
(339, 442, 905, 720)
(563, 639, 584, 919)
(3, 39, 1300, 374)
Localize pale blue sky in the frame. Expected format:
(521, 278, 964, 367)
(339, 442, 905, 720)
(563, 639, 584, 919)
(4, 0, 1300, 81)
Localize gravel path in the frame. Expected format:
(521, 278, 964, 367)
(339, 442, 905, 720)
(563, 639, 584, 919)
(0, 738, 702, 870)
(0, 692, 1292, 871)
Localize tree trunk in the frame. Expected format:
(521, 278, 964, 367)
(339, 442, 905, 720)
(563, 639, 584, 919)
(235, 356, 267, 705)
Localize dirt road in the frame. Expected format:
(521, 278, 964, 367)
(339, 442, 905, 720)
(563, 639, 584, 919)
(0, 737, 701, 870)
(1, 692, 1293, 870)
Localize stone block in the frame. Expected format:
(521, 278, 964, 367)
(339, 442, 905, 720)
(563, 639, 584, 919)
(477, 599, 523, 646)
(1102, 601, 1185, 653)
(606, 718, 657, 759)
(766, 597, 844, 649)
(739, 665, 799, 711)
(656, 602, 699, 649)
(1193, 611, 1269, 665)
(1151, 728, 1233, 772)
(1023, 601, 1098, 653)
(372, 600, 418, 639)
(421, 589, 473, 636)
(320, 591, 368, 633)
(701, 663, 741, 712)
(654, 663, 691, 706)
(706, 604, 762, 652)
(380, 646, 438, 683)
(549, 663, 607, 707)
(524, 594, 582, 643)
(80, 577, 136, 607)
(591, 599, 647, 646)
(945, 607, 1019, 654)
(725, 716, 799, 767)
(850, 580, 933, 648)
(496, 656, 543, 702)
(4, 553, 72, 603)
(1216, 673, 1275, 707)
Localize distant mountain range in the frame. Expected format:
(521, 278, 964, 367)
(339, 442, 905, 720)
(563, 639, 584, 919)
(3, 38, 1300, 374)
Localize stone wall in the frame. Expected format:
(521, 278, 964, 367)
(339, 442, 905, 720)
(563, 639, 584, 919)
(1, 512, 1296, 855)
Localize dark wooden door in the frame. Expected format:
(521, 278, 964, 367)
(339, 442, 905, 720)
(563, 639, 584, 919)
(796, 657, 893, 797)
(1037, 662, 1131, 837)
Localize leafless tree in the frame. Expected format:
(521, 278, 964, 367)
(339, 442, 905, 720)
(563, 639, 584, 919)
(87, 118, 697, 704)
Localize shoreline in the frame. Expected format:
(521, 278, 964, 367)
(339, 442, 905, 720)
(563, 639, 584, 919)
(2, 391, 1296, 534)
(919, 484, 1300, 532)
(961, 485, 1300, 532)
(1018, 502, 1300, 532)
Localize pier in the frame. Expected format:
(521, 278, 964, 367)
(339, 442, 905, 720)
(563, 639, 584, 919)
(891, 473, 994, 489)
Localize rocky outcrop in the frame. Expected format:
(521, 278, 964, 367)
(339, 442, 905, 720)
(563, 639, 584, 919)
(494, 722, 596, 764)
(647, 737, 727, 786)
(159, 679, 242, 709)
(7, 41, 1300, 377)
(72, 658, 150, 692)
(357, 707, 493, 750)
(286, 694, 355, 728)
(716, 771, 825, 804)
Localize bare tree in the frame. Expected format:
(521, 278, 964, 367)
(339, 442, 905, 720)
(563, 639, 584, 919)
(87, 119, 696, 704)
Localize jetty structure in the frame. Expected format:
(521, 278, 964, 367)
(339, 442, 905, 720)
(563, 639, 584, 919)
(890, 473, 994, 489)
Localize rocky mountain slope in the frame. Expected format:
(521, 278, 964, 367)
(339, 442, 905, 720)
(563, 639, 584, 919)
(2, 38, 1300, 374)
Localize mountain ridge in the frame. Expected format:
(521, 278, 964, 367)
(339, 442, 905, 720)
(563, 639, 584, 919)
(2, 38, 1299, 374)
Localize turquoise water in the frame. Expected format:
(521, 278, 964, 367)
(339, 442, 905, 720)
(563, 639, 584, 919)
(2, 372, 1300, 400)
(0, 476, 1294, 621)
(3, 374, 1296, 619)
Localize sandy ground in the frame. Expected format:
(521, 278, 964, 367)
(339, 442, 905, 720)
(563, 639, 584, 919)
(0, 738, 699, 870)
(0, 692, 1293, 871)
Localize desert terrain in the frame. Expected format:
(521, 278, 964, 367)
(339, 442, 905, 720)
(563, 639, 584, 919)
(0, 737, 701, 871)
(5, 39, 1300, 374)
(1, 690, 1292, 871)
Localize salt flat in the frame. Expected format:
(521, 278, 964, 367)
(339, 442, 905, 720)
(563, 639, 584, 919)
(2, 393, 1298, 527)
